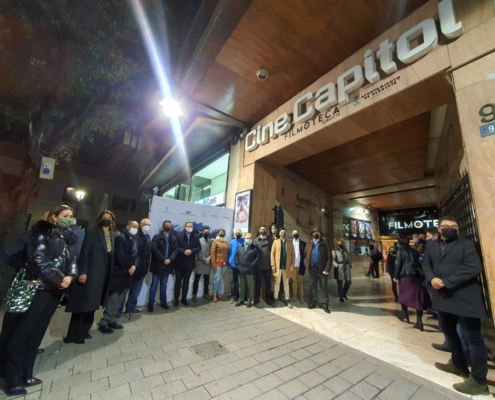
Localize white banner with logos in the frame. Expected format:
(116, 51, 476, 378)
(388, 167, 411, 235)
(135, 196, 234, 306)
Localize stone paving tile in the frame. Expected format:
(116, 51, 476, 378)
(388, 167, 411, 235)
(18, 299, 469, 400)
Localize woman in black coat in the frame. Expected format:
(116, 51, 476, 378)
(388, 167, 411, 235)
(64, 210, 116, 344)
(2, 205, 78, 396)
(394, 236, 431, 331)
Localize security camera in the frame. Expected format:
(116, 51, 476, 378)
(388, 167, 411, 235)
(256, 69, 269, 81)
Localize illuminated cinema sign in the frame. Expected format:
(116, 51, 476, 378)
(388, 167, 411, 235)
(378, 207, 438, 236)
(245, 0, 464, 152)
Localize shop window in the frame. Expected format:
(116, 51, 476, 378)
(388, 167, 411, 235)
(191, 153, 229, 206)
(111, 195, 136, 213)
(163, 186, 177, 199)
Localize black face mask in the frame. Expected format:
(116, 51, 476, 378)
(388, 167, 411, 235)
(442, 228, 458, 240)
(219, 233, 225, 238)
(203, 233, 209, 239)
(236, 233, 242, 239)
(312, 234, 320, 240)
(101, 219, 112, 227)
(293, 234, 299, 240)
(338, 243, 344, 249)
(260, 230, 267, 236)
(163, 227, 171, 232)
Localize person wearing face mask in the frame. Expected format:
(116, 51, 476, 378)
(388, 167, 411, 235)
(271, 228, 295, 308)
(422, 216, 488, 396)
(174, 222, 201, 306)
(332, 238, 352, 303)
(386, 245, 398, 302)
(148, 220, 177, 311)
(304, 228, 332, 313)
(193, 227, 212, 301)
(116, 219, 151, 317)
(98, 221, 140, 334)
(2, 205, 78, 396)
(234, 233, 259, 307)
(270, 223, 279, 239)
(291, 229, 306, 304)
(228, 229, 244, 304)
(253, 225, 274, 305)
(210, 228, 230, 303)
(65, 210, 116, 344)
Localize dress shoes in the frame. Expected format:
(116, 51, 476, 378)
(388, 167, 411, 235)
(23, 369, 42, 387)
(235, 301, 245, 307)
(85, 333, 92, 339)
(324, 306, 331, 314)
(63, 337, 85, 344)
(308, 303, 316, 309)
(37, 348, 45, 355)
(98, 325, 115, 334)
(173, 299, 179, 307)
(127, 308, 141, 314)
(108, 322, 124, 330)
(431, 342, 450, 352)
(192, 294, 198, 302)
(181, 300, 189, 306)
(247, 302, 253, 308)
(160, 303, 170, 310)
(148, 304, 154, 312)
(6, 386, 27, 396)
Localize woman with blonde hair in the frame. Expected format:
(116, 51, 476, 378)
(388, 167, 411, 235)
(210, 228, 229, 303)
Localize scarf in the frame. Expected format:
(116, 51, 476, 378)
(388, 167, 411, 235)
(216, 235, 227, 242)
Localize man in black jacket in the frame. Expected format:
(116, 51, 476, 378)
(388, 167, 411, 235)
(173, 221, 201, 306)
(291, 229, 306, 304)
(148, 220, 178, 312)
(98, 221, 139, 334)
(234, 233, 259, 307)
(423, 216, 488, 396)
(117, 219, 150, 316)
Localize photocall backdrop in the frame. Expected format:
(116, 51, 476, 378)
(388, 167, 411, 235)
(135, 196, 235, 306)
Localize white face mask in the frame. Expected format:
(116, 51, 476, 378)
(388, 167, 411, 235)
(245, 239, 253, 245)
(129, 228, 138, 235)
(185, 227, 193, 233)
(142, 225, 150, 232)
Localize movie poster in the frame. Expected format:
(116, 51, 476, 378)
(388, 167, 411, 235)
(358, 220, 365, 238)
(351, 219, 358, 237)
(365, 222, 372, 239)
(343, 217, 350, 237)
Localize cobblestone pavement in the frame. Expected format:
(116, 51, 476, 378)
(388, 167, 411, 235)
(0, 300, 468, 400)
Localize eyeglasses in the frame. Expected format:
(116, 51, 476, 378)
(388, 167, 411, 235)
(440, 225, 458, 229)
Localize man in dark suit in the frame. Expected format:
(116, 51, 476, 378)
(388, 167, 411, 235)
(423, 216, 488, 396)
(98, 221, 139, 334)
(304, 227, 332, 313)
(291, 229, 306, 304)
(173, 221, 201, 306)
(117, 219, 151, 316)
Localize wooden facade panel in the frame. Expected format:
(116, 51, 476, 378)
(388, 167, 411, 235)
(452, 52, 495, 91)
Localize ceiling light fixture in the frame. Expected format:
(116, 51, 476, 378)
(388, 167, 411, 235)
(256, 69, 269, 81)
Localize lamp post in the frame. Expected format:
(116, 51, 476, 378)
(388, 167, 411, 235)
(75, 190, 85, 218)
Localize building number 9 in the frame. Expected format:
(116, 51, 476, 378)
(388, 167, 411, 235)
(479, 104, 495, 123)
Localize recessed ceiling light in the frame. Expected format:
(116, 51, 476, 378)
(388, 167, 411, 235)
(256, 69, 269, 81)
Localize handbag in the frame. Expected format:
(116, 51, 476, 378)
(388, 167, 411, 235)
(3, 269, 39, 313)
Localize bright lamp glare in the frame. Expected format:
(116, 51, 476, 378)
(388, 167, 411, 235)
(160, 98, 182, 118)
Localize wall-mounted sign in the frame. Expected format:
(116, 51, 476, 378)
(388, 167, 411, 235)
(378, 206, 438, 236)
(479, 103, 495, 137)
(245, 0, 464, 153)
(194, 192, 225, 206)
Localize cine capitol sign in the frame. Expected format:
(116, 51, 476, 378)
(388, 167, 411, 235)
(245, 0, 464, 152)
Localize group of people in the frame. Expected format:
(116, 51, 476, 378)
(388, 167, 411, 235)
(385, 217, 489, 396)
(0, 208, 488, 396)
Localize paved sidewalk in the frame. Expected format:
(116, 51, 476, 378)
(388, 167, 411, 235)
(1, 300, 467, 400)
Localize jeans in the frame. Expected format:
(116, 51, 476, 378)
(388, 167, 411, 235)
(118, 276, 145, 314)
(230, 267, 239, 300)
(148, 271, 170, 306)
(213, 266, 227, 295)
(255, 268, 272, 300)
(308, 267, 329, 307)
(337, 280, 351, 300)
(438, 311, 487, 385)
(193, 273, 210, 296)
(238, 274, 254, 303)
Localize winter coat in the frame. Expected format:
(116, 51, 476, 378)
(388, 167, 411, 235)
(150, 232, 178, 275)
(394, 247, 422, 279)
(27, 220, 78, 290)
(422, 238, 485, 319)
(136, 230, 152, 278)
(66, 227, 115, 313)
(70, 224, 86, 256)
(304, 239, 331, 275)
(270, 239, 295, 278)
(332, 247, 352, 281)
(235, 244, 260, 275)
(210, 239, 229, 266)
(110, 231, 140, 292)
(228, 238, 245, 268)
(387, 252, 396, 275)
(195, 237, 212, 275)
(253, 236, 273, 270)
(175, 232, 201, 271)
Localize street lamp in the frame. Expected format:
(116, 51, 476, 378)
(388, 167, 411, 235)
(159, 97, 182, 118)
(75, 190, 85, 217)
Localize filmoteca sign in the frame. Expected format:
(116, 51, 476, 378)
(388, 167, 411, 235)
(378, 207, 438, 236)
(245, 0, 463, 152)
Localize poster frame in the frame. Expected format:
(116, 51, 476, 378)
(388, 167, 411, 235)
(233, 189, 253, 234)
